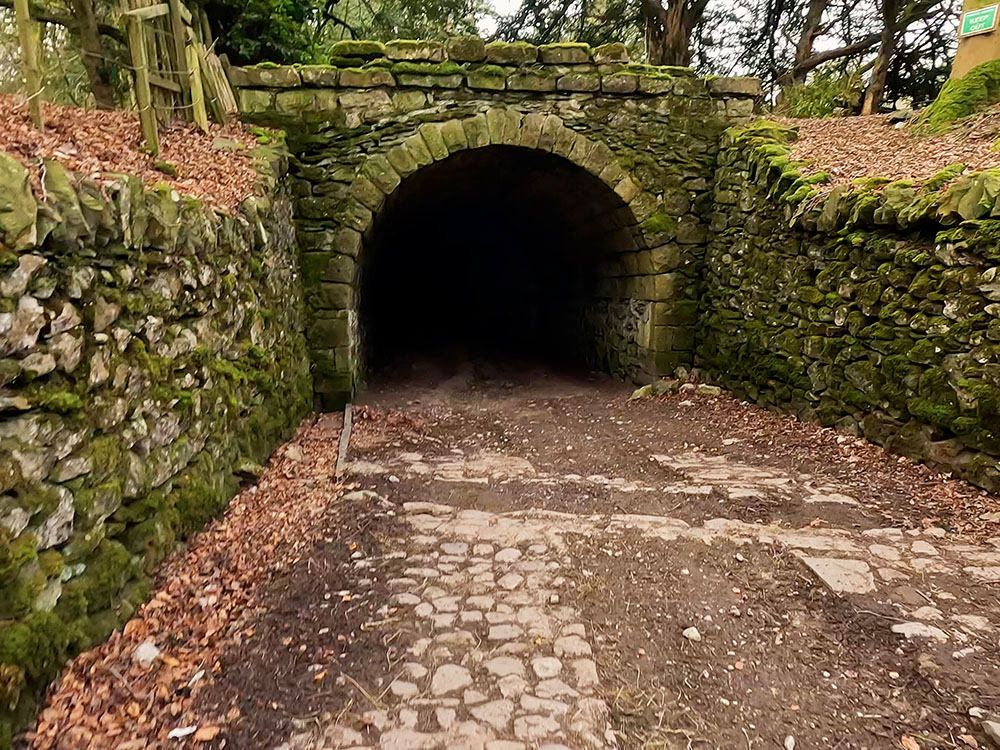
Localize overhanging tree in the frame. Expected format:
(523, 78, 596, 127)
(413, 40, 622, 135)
(0, 0, 121, 107)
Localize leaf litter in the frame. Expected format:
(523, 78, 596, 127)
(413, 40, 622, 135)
(0, 94, 259, 211)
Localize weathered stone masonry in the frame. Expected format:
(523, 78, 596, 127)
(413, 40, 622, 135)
(228, 38, 761, 408)
(0, 148, 311, 743)
(701, 121, 1000, 493)
(4, 35, 1000, 749)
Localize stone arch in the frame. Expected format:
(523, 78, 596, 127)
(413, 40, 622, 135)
(308, 107, 692, 407)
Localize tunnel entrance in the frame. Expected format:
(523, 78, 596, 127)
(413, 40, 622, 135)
(359, 145, 643, 380)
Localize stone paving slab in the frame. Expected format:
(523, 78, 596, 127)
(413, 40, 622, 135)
(276, 487, 1000, 750)
(274, 504, 616, 750)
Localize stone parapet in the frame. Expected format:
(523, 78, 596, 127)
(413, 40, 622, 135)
(226, 38, 760, 123)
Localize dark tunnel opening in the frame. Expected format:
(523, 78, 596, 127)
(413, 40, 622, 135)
(359, 145, 639, 379)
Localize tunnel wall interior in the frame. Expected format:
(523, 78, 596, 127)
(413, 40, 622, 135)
(232, 54, 760, 407)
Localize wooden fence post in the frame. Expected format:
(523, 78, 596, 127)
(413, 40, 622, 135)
(167, 0, 190, 98)
(13, 0, 43, 130)
(186, 43, 209, 131)
(126, 14, 160, 154)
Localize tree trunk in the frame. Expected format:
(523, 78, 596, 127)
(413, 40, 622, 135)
(861, 0, 897, 114)
(793, 0, 829, 76)
(642, 0, 703, 66)
(68, 0, 116, 108)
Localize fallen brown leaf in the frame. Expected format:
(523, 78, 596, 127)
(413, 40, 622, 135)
(193, 725, 221, 742)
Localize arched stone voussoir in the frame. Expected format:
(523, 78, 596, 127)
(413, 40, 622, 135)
(349, 175, 386, 213)
(308, 107, 674, 401)
(336, 109, 652, 251)
(360, 153, 402, 195)
(417, 122, 450, 160)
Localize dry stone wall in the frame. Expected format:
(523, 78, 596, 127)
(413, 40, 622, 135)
(227, 37, 760, 407)
(701, 120, 1000, 492)
(0, 147, 311, 744)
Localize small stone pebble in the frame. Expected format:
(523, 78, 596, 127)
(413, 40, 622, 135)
(682, 626, 702, 641)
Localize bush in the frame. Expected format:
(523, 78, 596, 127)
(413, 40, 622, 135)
(780, 67, 865, 118)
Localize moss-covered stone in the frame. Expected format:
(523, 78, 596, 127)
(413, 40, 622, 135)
(385, 39, 446, 62)
(328, 40, 386, 60)
(484, 41, 538, 65)
(538, 42, 591, 64)
(446, 35, 486, 62)
(918, 59, 1000, 134)
(700, 118, 1000, 496)
(0, 144, 310, 744)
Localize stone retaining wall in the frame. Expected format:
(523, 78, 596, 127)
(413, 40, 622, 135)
(227, 38, 761, 406)
(700, 120, 1000, 492)
(0, 147, 311, 744)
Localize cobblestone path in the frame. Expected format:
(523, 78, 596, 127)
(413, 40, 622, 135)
(272, 369, 1000, 750)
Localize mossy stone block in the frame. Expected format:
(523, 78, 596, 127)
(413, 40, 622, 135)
(396, 73, 463, 88)
(447, 35, 487, 62)
(602, 73, 638, 94)
(238, 89, 274, 115)
(275, 90, 315, 114)
(468, 73, 506, 90)
(485, 41, 538, 65)
(328, 40, 386, 60)
(244, 66, 301, 87)
(339, 68, 396, 88)
(538, 42, 592, 64)
(638, 76, 673, 95)
(557, 73, 600, 92)
(508, 72, 556, 92)
(386, 39, 446, 62)
(593, 43, 629, 64)
(298, 66, 339, 86)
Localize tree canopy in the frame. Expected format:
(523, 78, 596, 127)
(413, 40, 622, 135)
(0, 0, 962, 115)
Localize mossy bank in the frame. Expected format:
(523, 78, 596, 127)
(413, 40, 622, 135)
(0, 147, 311, 745)
(701, 120, 1000, 493)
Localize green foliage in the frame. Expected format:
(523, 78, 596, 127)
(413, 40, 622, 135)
(917, 60, 1000, 134)
(779, 67, 865, 118)
(204, 0, 315, 64)
(491, 0, 643, 50)
(311, 0, 483, 55)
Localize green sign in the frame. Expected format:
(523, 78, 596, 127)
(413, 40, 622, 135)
(961, 4, 999, 36)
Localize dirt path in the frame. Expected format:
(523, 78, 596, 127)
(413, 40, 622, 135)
(233, 363, 1000, 750)
(24, 363, 1000, 750)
